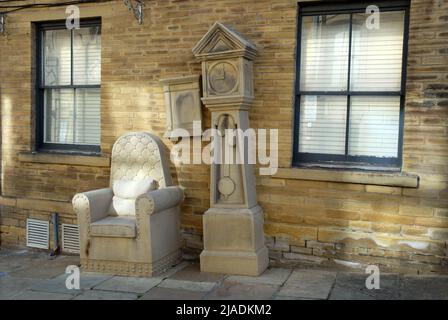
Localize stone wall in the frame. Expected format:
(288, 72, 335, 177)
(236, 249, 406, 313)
(0, 0, 447, 273)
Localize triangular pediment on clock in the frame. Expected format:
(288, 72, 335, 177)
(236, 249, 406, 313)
(192, 22, 257, 59)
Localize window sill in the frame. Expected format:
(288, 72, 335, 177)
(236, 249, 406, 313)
(272, 167, 419, 188)
(18, 151, 110, 167)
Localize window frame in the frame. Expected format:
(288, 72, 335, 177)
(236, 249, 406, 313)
(293, 1, 410, 169)
(35, 18, 102, 154)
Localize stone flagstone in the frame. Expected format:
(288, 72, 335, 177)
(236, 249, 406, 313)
(329, 272, 400, 300)
(139, 287, 207, 300)
(94, 276, 162, 294)
(227, 268, 292, 286)
(12, 290, 74, 300)
(277, 269, 336, 300)
(158, 279, 217, 292)
(205, 280, 279, 300)
(168, 263, 226, 283)
(399, 275, 448, 300)
(0, 276, 39, 300)
(73, 290, 138, 300)
(30, 272, 113, 295)
(9, 255, 80, 279)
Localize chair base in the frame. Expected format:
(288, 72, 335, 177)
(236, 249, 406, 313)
(80, 249, 181, 277)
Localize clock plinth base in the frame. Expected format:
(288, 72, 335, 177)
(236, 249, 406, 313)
(199, 206, 269, 276)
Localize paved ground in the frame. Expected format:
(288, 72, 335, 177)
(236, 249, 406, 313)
(1, 249, 447, 300)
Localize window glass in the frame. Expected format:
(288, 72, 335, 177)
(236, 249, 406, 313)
(300, 14, 350, 91)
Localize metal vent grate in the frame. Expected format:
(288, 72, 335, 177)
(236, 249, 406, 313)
(62, 224, 80, 254)
(26, 218, 49, 249)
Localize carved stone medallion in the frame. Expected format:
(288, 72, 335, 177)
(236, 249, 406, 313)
(218, 176, 235, 199)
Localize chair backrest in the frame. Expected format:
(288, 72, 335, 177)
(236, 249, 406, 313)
(110, 132, 173, 189)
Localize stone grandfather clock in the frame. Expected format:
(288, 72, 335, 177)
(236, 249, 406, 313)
(192, 22, 268, 276)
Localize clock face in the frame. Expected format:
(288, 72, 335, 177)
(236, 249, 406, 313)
(208, 62, 238, 95)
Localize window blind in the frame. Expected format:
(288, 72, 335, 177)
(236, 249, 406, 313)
(299, 95, 347, 154)
(348, 96, 400, 157)
(350, 11, 404, 91)
(300, 15, 350, 91)
(73, 27, 101, 85)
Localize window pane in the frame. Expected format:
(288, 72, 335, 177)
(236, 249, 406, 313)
(44, 89, 74, 144)
(299, 95, 347, 154)
(350, 11, 405, 91)
(300, 14, 350, 91)
(75, 88, 101, 145)
(73, 26, 101, 85)
(43, 29, 71, 86)
(348, 96, 400, 157)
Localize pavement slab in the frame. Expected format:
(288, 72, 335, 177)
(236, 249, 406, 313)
(205, 280, 279, 300)
(140, 287, 207, 300)
(277, 269, 337, 300)
(159, 279, 218, 292)
(12, 290, 74, 300)
(94, 276, 162, 294)
(399, 275, 448, 300)
(227, 268, 292, 286)
(29, 272, 112, 295)
(8, 255, 80, 279)
(168, 263, 226, 283)
(154, 261, 191, 280)
(1, 249, 448, 300)
(73, 290, 139, 300)
(0, 275, 39, 300)
(329, 272, 400, 300)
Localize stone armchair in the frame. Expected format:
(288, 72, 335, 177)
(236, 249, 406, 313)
(72, 132, 184, 277)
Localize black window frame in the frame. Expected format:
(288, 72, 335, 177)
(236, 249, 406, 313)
(293, 1, 410, 170)
(35, 18, 102, 154)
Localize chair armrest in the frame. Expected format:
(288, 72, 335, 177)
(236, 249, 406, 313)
(136, 186, 184, 215)
(72, 188, 113, 223)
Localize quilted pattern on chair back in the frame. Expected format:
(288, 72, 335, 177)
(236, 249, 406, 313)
(110, 132, 173, 188)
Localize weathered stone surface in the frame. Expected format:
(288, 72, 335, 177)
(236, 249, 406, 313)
(158, 279, 217, 292)
(154, 261, 191, 280)
(139, 287, 206, 300)
(227, 268, 292, 286)
(0, 275, 38, 300)
(94, 276, 162, 294)
(400, 275, 448, 300)
(30, 272, 112, 295)
(205, 280, 279, 300)
(277, 269, 336, 299)
(9, 256, 80, 279)
(329, 272, 400, 300)
(168, 263, 225, 283)
(73, 290, 138, 300)
(12, 290, 74, 300)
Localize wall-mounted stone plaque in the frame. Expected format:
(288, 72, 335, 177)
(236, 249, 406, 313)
(159, 75, 202, 140)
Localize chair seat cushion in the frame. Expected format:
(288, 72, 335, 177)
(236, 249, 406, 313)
(90, 215, 136, 238)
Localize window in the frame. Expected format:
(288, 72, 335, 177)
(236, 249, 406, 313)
(293, 1, 409, 169)
(36, 19, 101, 152)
